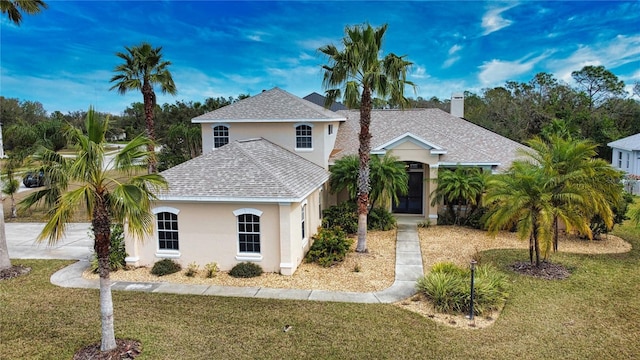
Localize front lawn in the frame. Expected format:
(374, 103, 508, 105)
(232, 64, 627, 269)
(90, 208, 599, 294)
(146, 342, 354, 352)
(2, 218, 639, 359)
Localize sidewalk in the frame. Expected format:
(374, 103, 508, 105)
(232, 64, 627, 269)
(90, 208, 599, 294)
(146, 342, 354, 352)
(24, 218, 424, 304)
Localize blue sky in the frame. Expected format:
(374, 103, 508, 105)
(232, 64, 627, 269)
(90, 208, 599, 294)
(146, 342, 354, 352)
(1, 1, 639, 115)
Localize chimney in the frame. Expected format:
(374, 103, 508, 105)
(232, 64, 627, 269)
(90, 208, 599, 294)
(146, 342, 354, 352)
(450, 92, 464, 118)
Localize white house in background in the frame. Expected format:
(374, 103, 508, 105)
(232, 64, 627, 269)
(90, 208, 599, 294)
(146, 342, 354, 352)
(608, 133, 640, 194)
(125, 88, 526, 275)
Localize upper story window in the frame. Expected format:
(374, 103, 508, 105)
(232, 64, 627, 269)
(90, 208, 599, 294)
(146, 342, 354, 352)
(156, 211, 179, 251)
(328, 124, 334, 135)
(296, 124, 313, 149)
(213, 125, 229, 148)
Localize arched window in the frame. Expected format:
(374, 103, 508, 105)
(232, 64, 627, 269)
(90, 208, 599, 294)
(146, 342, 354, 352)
(154, 209, 179, 251)
(233, 208, 263, 254)
(295, 124, 312, 149)
(213, 125, 229, 148)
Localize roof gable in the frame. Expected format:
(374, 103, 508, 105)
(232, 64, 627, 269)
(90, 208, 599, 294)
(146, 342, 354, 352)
(159, 138, 329, 202)
(372, 132, 447, 155)
(608, 133, 640, 151)
(192, 87, 346, 123)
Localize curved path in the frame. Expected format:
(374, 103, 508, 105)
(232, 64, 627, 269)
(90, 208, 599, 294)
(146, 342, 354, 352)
(14, 218, 424, 303)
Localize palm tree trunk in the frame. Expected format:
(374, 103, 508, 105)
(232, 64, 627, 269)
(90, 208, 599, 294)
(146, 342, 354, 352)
(533, 223, 541, 267)
(356, 87, 373, 253)
(93, 202, 116, 352)
(10, 195, 16, 218)
(0, 205, 12, 270)
(142, 81, 157, 174)
(529, 233, 534, 265)
(553, 215, 559, 252)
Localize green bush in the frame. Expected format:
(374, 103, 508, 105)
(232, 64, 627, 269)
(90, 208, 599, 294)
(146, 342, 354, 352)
(151, 259, 182, 276)
(90, 223, 127, 273)
(322, 201, 358, 234)
(229, 262, 263, 278)
(368, 207, 396, 231)
(305, 227, 353, 267)
(416, 262, 508, 315)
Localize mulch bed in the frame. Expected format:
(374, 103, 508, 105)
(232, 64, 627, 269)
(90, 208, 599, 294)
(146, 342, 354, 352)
(0, 265, 31, 280)
(510, 261, 571, 280)
(73, 339, 142, 360)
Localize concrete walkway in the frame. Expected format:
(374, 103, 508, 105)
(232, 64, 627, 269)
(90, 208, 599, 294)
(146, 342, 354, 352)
(12, 218, 425, 304)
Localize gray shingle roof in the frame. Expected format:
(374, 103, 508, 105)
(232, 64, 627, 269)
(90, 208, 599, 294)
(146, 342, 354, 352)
(159, 138, 329, 202)
(192, 87, 346, 123)
(332, 108, 527, 171)
(303, 92, 348, 111)
(608, 133, 640, 151)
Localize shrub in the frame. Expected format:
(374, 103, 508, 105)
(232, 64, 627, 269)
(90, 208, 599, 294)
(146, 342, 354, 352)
(305, 226, 353, 267)
(204, 262, 219, 278)
(417, 220, 431, 228)
(322, 201, 358, 234)
(185, 262, 199, 277)
(368, 207, 396, 231)
(90, 223, 127, 273)
(416, 262, 508, 315)
(229, 262, 263, 278)
(151, 259, 182, 276)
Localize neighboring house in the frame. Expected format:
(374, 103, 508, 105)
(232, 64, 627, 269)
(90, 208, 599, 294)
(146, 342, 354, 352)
(125, 87, 525, 275)
(608, 133, 640, 194)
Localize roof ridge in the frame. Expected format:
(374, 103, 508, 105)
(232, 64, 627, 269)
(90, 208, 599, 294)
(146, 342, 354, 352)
(233, 138, 301, 196)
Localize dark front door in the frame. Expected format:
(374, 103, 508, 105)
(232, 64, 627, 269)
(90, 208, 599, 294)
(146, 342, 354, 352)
(393, 171, 423, 214)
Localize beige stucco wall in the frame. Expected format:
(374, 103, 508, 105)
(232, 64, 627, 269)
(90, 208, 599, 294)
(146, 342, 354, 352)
(201, 121, 339, 169)
(125, 188, 324, 275)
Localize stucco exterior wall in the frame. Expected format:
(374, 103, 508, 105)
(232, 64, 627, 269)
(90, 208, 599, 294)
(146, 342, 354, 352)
(125, 188, 325, 275)
(201, 121, 336, 169)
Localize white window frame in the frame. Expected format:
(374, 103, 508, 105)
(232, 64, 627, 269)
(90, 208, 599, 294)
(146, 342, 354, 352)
(153, 206, 181, 258)
(618, 151, 623, 168)
(212, 124, 230, 149)
(295, 123, 313, 151)
(233, 208, 264, 261)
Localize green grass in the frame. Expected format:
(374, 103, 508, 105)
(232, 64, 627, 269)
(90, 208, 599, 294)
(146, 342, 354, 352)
(2, 219, 639, 358)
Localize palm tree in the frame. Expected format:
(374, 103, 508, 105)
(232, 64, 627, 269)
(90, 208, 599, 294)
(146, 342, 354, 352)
(320, 23, 414, 252)
(0, 0, 47, 25)
(0, 0, 47, 271)
(19, 108, 167, 352)
(484, 161, 554, 266)
(329, 154, 408, 212)
(430, 166, 486, 225)
(110, 42, 177, 174)
(522, 135, 623, 251)
(1, 153, 24, 218)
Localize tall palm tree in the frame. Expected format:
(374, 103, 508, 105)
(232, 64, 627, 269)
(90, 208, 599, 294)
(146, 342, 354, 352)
(430, 166, 486, 225)
(0, 0, 47, 25)
(19, 108, 167, 352)
(320, 23, 414, 252)
(110, 42, 177, 174)
(484, 161, 554, 266)
(0, 0, 47, 271)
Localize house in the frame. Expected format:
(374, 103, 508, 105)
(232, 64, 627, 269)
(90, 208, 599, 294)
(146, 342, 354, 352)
(124, 87, 525, 275)
(608, 133, 640, 194)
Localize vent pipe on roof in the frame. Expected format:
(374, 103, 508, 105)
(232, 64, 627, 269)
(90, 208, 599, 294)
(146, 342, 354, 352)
(451, 92, 464, 118)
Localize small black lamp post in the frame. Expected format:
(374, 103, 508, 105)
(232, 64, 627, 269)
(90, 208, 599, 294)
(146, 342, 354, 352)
(469, 260, 477, 321)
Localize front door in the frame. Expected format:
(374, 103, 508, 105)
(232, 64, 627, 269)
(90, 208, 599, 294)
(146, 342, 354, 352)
(393, 170, 423, 214)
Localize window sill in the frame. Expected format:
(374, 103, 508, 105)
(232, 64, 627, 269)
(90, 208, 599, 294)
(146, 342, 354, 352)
(235, 254, 263, 262)
(155, 250, 181, 259)
(295, 148, 314, 152)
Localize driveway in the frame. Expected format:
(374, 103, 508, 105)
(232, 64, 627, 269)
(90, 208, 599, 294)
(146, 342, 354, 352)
(5, 223, 93, 260)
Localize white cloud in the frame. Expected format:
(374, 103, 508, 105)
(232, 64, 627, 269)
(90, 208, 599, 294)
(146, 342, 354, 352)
(443, 56, 461, 69)
(411, 66, 429, 79)
(549, 34, 640, 83)
(481, 4, 518, 36)
(478, 53, 549, 86)
(448, 44, 463, 55)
